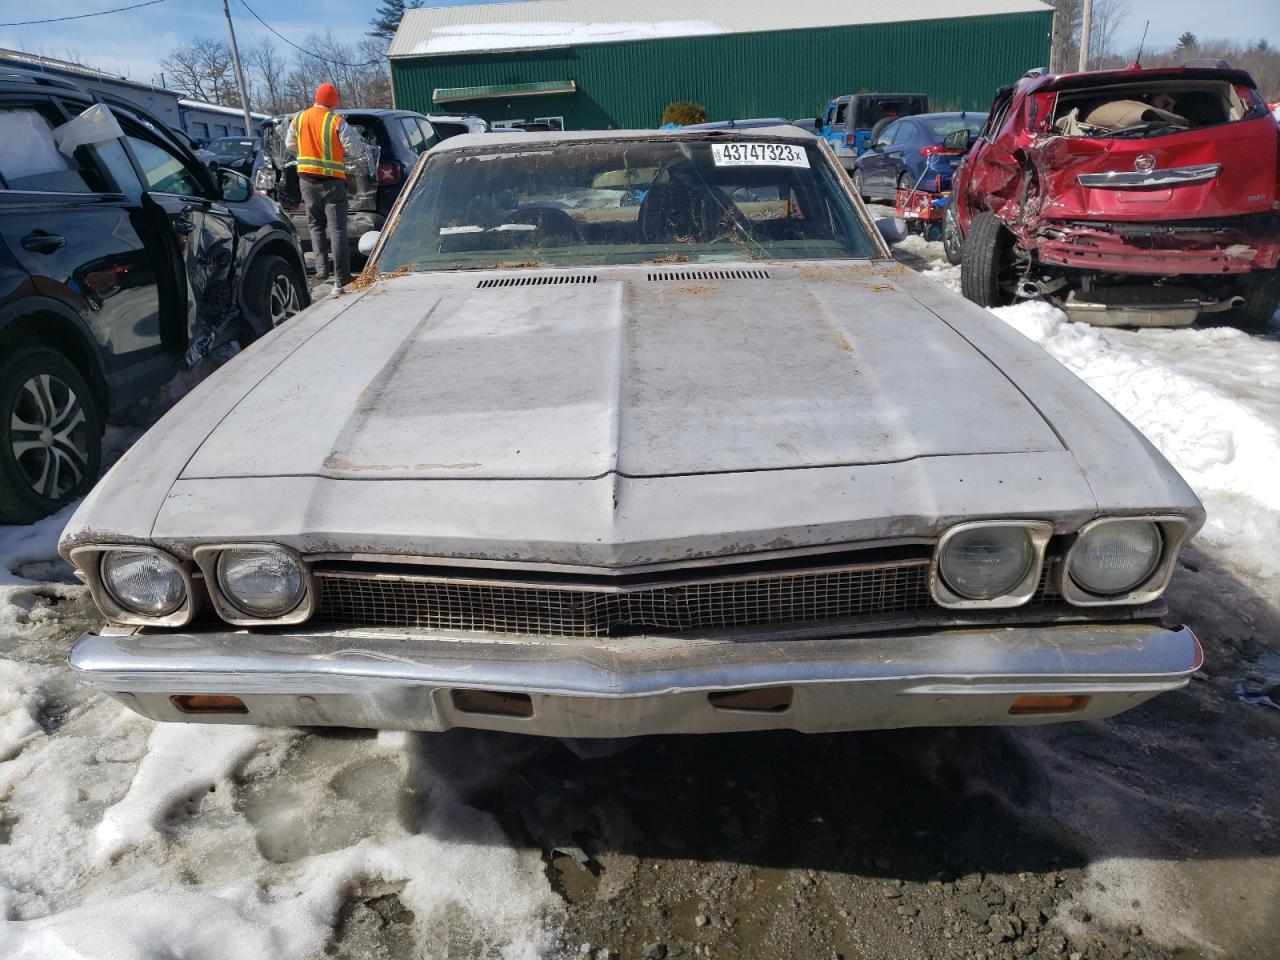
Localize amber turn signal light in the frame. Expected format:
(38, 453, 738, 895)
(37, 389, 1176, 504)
(1008, 694, 1091, 715)
(170, 694, 249, 714)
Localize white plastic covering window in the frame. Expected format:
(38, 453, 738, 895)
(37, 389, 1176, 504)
(52, 103, 125, 155)
(0, 108, 90, 193)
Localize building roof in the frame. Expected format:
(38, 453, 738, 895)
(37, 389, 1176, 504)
(178, 99, 271, 122)
(0, 48, 171, 95)
(388, 0, 1052, 59)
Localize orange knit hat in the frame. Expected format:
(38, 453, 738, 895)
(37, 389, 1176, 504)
(315, 83, 339, 108)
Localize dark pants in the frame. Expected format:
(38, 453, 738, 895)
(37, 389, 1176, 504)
(300, 174, 350, 284)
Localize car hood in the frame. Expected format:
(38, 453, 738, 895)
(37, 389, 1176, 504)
(181, 263, 1061, 482)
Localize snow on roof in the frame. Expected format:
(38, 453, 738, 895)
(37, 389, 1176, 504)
(388, 0, 1053, 58)
(178, 99, 271, 122)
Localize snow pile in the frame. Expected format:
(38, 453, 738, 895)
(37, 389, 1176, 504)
(419, 20, 725, 55)
(0, 507, 81, 642)
(0, 687, 558, 958)
(986, 300, 1280, 582)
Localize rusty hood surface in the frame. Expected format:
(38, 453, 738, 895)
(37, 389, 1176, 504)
(179, 265, 1063, 482)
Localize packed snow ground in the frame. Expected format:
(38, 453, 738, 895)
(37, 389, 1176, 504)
(1, 226, 1278, 958)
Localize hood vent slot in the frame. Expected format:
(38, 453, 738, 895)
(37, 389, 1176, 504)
(647, 269, 771, 282)
(476, 274, 597, 288)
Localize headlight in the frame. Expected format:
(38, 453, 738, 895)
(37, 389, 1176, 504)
(101, 550, 186, 616)
(216, 547, 305, 618)
(1069, 520, 1162, 596)
(939, 526, 1034, 600)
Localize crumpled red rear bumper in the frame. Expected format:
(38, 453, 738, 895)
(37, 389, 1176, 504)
(1034, 221, 1280, 276)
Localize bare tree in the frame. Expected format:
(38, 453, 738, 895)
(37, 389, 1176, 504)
(247, 40, 291, 115)
(1089, 0, 1131, 63)
(161, 38, 236, 105)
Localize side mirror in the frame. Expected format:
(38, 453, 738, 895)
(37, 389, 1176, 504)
(942, 129, 972, 152)
(358, 230, 381, 256)
(875, 217, 909, 245)
(815, 117, 824, 129)
(219, 168, 252, 203)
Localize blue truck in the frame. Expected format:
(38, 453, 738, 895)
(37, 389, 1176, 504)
(818, 93, 930, 169)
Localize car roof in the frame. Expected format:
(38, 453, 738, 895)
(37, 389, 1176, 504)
(1029, 64, 1258, 92)
(339, 108, 426, 118)
(0, 67, 85, 94)
(433, 125, 817, 152)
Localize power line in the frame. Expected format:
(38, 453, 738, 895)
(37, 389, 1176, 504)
(236, 0, 378, 68)
(0, 0, 167, 28)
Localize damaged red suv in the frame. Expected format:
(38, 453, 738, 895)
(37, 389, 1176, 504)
(947, 63, 1280, 329)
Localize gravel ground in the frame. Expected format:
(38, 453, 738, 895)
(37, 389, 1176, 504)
(2, 231, 1278, 960)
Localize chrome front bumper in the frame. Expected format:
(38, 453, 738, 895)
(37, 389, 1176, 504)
(68, 623, 1202, 738)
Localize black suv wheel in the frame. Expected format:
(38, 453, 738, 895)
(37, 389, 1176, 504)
(0, 347, 101, 523)
(246, 255, 304, 334)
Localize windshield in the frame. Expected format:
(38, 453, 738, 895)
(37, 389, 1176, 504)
(210, 138, 257, 157)
(375, 137, 879, 272)
(918, 114, 987, 139)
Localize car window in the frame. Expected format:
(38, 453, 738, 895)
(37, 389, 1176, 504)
(92, 139, 146, 202)
(878, 121, 903, 146)
(0, 105, 98, 193)
(400, 117, 428, 154)
(834, 102, 848, 126)
(415, 118, 440, 150)
(126, 134, 204, 197)
(919, 115, 988, 139)
(982, 94, 1014, 141)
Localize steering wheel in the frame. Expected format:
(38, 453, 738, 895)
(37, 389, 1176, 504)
(509, 206, 583, 244)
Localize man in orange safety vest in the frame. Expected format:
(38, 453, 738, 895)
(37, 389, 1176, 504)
(285, 82, 367, 289)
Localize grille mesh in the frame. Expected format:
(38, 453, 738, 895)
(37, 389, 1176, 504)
(315, 561, 987, 637)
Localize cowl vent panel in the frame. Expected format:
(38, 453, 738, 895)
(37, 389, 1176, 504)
(476, 275, 597, 288)
(647, 269, 771, 282)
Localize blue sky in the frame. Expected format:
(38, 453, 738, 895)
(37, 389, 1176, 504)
(0, 0, 1276, 86)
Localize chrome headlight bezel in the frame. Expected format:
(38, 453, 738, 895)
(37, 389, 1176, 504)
(930, 520, 1053, 609)
(71, 545, 196, 627)
(192, 543, 316, 626)
(1061, 516, 1192, 606)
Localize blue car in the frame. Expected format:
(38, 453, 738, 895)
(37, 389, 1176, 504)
(849, 112, 987, 202)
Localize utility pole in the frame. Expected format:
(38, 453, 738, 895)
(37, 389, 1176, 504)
(221, 0, 255, 137)
(1078, 0, 1093, 71)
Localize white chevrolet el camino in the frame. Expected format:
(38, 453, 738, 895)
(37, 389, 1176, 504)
(61, 127, 1204, 737)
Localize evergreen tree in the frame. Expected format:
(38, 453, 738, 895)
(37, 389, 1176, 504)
(370, 0, 421, 42)
(1175, 32, 1198, 51)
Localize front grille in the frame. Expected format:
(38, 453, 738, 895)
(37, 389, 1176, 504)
(314, 560, 1062, 638)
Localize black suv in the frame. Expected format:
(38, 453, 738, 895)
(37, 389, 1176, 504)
(257, 108, 441, 246)
(0, 69, 309, 522)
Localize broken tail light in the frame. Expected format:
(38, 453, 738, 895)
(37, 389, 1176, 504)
(376, 162, 402, 185)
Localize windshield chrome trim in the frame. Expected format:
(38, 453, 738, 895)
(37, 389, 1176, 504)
(1078, 163, 1220, 188)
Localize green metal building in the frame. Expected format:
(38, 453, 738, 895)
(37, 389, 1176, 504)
(388, 0, 1054, 130)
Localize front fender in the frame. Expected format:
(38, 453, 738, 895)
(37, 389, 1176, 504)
(234, 227, 309, 337)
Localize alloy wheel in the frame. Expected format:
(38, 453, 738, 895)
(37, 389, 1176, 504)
(9, 373, 90, 501)
(269, 272, 301, 326)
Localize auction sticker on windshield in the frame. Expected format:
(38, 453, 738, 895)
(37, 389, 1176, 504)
(711, 142, 810, 168)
